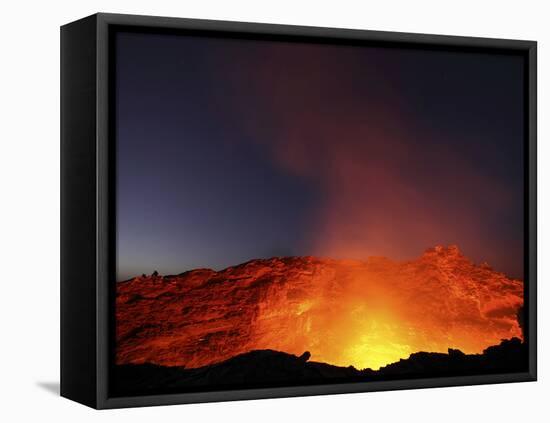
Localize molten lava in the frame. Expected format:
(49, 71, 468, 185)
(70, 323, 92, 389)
(116, 245, 523, 370)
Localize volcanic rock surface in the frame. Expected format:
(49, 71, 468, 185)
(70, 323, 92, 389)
(116, 245, 523, 370)
(113, 338, 527, 395)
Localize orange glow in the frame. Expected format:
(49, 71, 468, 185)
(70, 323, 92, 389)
(116, 246, 523, 370)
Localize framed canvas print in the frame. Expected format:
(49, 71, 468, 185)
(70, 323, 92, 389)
(60, 13, 537, 409)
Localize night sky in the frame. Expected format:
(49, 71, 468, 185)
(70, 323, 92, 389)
(115, 31, 525, 281)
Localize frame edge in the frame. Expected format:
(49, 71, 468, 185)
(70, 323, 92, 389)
(60, 13, 99, 409)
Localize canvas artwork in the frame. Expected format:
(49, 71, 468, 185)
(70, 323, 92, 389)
(112, 30, 527, 396)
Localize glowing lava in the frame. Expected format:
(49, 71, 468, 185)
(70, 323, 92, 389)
(116, 245, 523, 370)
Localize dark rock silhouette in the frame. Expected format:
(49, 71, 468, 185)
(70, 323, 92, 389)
(113, 338, 528, 396)
(299, 351, 311, 362)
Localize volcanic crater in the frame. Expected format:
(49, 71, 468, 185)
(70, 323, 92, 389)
(116, 245, 523, 371)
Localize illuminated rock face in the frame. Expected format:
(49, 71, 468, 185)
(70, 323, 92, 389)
(116, 246, 523, 370)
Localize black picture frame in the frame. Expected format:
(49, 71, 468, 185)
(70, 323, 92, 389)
(61, 12, 537, 409)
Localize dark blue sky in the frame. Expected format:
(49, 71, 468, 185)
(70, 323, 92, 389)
(115, 31, 525, 280)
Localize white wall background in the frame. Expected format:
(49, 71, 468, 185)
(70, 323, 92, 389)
(1, 0, 546, 421)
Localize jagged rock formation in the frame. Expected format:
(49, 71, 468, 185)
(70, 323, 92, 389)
(116, 245, 523, 370)
(113, 338, 528, 396)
